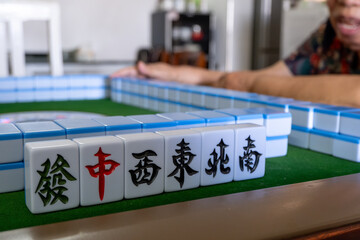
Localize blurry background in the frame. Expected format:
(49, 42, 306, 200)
(0, 0, 328, 76)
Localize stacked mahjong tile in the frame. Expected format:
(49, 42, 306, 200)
(216, 108, 292, 158)
(289, 103, 360, 162)
(111, 78, 258, 112)
(0, 109, 292, 213)
(0, 124, 24, 193)
(25, 123, 266, 214)
(0, 75, 108, 103)
(112, 77, 360, 163)
(111, 77, 306, 113)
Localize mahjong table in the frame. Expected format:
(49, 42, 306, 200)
(1, 99, 360, 239)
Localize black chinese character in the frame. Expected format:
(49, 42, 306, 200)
(35, 154, 77, 206)
(168, 138, 198, 188)
(129, 150, 161, 186)
(239, 135, 262, 173)
(205, 139, 231, 177)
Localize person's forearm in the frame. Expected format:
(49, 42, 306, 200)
(250, 74, 360, 107)
(253, 61, 293, 77)
(218, 61, 293, 90)
(174, 65, 224, 85)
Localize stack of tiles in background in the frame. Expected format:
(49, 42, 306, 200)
(336, 111, 360, 162)
(93, 116, 142, 135)
(0, 77, 17, 103)
(52, 76, 69, 101)
(112, 78, 204, 112)
(111, 77, 266, 112)
(12, 121, 67, 195)
(288, 103, 341, 149)
(24, 123, 266, 214)
(0, 75, 109, 103)
(288, 103, 360, 162)
(184, 107, 291, 158)
(0, 116, 139, 194)
(69, 75, 87, 100)
(35, 76, 52, 101)
(15, 121, 66, 144)
(111, 77, 312, 121)
(216, 108, 291, 158)
(215, 108, 264, 126)
(110, 77, 318, 116)
(246, 108, 291, 158)
(157, 112, 206, 129)
(16, 76, 35, 102)
(84, 75, 109, 100)
(0, 123, 24, 193)
(248, 95, 294, 112)
(127, 114, 177, 132)
(186, 110, 236, 126)
(54, 119, 106, 139)
(214, 89, 250, 109)
(309, 106, 356, 155)
(288, 103, 322, 149)
(0, 108, 289, 195)
(315, 107, 360, 162)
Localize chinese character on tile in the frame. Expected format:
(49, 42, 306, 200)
(239, 136, 262, 173)
(168, 138, 198, 188)
(129, 150, 161, 186)
(35, 154, 76, 206)
(206, 139, 231, 177)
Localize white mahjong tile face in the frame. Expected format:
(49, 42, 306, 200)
(74, 136, 125, 206)
(233, 126, 266, 181)
(196, 128, 235, 186)
(157, 129, 201, 192)
(25, 140, 79, 214)
(117, 132, 164, 199)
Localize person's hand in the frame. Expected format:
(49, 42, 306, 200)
(110, 61, 224, 86)
(110, 64, 144, 79)
(110, 61, 187, 81)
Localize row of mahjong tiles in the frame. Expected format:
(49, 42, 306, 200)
(3, 74, 360, 149)
(2, 74, 360, 163)
(25, 124, 265, 214)
(112, 78, 360, 162)
(0, 108, 291, 197)
(0, 108, 291, 164)
(0, 75, 108, 103)
(2, 100, 360, 233)
(110, 77, 318, 111)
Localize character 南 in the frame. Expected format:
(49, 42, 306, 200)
(239, 136, 262, 173)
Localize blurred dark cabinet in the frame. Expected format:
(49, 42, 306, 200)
(151, 11, 212, 68)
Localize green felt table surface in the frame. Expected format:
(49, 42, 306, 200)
(1, 99, 360, 232)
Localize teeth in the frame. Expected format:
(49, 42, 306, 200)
(339, 23, 359, 30)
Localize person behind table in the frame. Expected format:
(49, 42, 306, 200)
(111, 0, 360, 107)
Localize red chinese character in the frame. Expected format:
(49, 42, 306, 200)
(86, 147, 120, 201)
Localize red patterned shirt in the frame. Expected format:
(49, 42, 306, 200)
(284, 20, 360, 75)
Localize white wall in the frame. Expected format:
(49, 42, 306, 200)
(22, 0, 255, 69)
(281, 2, 329, 58)
(208, 0, 253, 71)
(233, 0, 253, 71)
(23, 0, 157, 61)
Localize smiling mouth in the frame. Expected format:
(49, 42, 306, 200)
(336, 17, 360, 35)
(338, 23, 359, 30)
